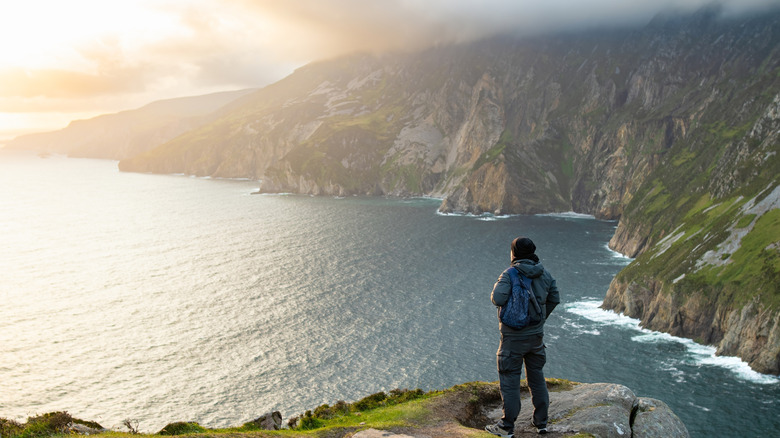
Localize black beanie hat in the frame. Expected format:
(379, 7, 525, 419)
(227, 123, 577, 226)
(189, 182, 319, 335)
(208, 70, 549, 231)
(511, 236, 537, 262)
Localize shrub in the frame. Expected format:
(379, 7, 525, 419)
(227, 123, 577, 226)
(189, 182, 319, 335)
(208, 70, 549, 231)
(17, 412, 73, 438)
(0, 418, 24, 437)
(388, 388, 425, 404)
(312, 400, 350, 419)
(296, 411, 322, 430)
(157, 421, 206, 435)
(352, 391, 388, 411)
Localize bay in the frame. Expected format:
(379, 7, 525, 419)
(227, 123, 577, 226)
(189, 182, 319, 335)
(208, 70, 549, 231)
(0, 151, 777, 437)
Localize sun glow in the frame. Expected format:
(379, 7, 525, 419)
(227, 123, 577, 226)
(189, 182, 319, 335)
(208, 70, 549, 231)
(0, 1, 186, 71)
(0, 0, 225, 139)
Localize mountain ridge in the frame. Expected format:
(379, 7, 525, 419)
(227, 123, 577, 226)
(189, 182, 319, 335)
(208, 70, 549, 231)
(4, 89, 256, 160)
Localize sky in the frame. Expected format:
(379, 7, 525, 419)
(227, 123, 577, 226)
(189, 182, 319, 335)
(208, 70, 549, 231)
(0, 0, 777, 141)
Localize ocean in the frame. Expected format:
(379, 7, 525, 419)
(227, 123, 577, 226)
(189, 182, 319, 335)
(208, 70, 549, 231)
(1, 151, 777, 437)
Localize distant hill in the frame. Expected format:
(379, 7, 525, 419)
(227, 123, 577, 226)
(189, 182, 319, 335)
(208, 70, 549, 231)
(4, 89, 256, 160)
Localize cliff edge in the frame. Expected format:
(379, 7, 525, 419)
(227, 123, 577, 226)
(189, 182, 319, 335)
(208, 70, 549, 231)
(0, 381, 689, 438)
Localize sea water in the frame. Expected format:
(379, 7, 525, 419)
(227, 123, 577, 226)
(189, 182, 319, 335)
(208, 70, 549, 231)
(0, 151, 777, 437)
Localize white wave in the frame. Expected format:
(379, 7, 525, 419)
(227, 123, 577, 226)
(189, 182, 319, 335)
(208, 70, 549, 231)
(635, 333, 779, 384)
(477, 214, 513, 221)
(536, 211, 596, 220)
(697, 350, 780, 384)
(567, 323, 601, 336)
(558, 313, 602, 335)
(660, 362, 686, 383)
(687, 401, 712, 412)
(566, 300, 780, 384)
(605, 243, 634, 263)
(435, 210, 514, 220)
(565, 300, 642, 330)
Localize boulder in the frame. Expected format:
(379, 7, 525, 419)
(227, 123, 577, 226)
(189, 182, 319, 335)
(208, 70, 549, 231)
(247, 411, 282, 430)
(632, 398, 689, 438)
(490, 382, 689, 437)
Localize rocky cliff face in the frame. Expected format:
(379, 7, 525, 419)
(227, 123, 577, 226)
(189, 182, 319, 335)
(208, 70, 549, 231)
(602, 39, 780, 372)
(118, 8, 776, 220)
(604, 182, 780, 374)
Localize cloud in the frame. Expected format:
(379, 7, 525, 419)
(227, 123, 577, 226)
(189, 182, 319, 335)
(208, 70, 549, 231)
(238, 0, 780, 59)
(1, 0, 777, 132)
(0, 67, 145, 100)
(0, 1, 297, 113)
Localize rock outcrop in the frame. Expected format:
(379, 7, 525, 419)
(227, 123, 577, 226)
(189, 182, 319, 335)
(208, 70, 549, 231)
(482, 382, 688, 438)
(245, 411, 282, 430)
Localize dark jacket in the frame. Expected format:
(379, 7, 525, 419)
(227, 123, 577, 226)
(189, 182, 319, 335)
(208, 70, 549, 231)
(491, 259, 561, 337)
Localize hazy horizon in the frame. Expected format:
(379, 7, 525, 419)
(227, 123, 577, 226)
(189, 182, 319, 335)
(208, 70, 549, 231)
(1, 0, 777, 141)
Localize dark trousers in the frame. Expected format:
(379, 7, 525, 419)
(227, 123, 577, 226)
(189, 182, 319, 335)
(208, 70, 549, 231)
(496, 333, 548, 430)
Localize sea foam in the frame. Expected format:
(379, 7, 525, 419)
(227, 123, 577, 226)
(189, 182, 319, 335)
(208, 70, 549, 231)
(535, 211, 597, 220)
(435, 210, 513, 220)
(605, 243, 633, 264)
(566, 300, 780, 384)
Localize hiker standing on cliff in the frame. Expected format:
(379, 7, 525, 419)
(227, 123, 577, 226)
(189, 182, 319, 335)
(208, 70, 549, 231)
(486, 236, 561, 437)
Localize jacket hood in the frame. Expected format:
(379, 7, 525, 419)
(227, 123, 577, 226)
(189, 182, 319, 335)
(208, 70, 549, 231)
(512, 260, 544, 278)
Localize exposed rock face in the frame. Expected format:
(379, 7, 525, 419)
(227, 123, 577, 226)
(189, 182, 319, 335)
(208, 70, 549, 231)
(633, 398, 690, 438)
(485, 382, 689, 437)
(603, 99, 780, 374)
(717, 299, 780, 375)
(247, 411, 282, 430)
(603, 275, 780, 375)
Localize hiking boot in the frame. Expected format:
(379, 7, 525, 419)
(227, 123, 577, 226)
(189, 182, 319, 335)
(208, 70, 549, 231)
(485, 423, 514, 438)
(537, 426, 548, 434)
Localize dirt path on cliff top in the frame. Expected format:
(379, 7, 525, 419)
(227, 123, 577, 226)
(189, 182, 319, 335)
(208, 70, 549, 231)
(340, 381, 572, 438)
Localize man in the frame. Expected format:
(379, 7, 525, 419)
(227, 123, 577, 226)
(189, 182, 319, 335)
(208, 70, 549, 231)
(485, 236, 561, 437)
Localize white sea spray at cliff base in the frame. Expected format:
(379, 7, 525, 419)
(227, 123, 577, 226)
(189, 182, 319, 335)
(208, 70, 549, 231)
(437, 210, 598, 221)
(435, 211, 514, 220)
(605, 243, 633, 263)
(536, 211, 597, 220)
(565, 300, 780, 385)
